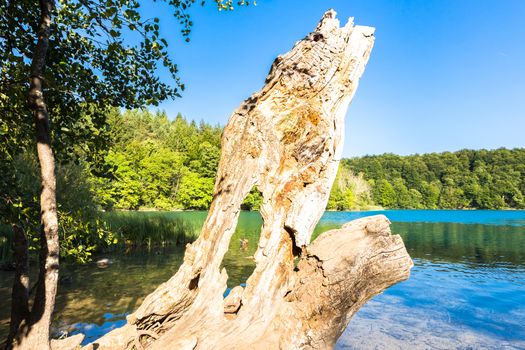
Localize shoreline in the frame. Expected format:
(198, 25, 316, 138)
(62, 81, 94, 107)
(113, 207, 525, 213)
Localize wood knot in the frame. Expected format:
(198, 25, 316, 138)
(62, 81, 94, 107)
(224, 286, 244, 314)
(310, 32, 325, 42)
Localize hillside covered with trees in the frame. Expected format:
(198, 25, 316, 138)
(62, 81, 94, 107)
(90, 109, 525, 211)
(345, 149, 525, 209)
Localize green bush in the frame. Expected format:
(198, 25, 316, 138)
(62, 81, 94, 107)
(0, 153, 119, 264)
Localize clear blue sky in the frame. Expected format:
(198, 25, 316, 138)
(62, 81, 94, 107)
(148, 0, 525, 157)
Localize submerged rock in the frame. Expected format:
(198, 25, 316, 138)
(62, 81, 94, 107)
(96, 258, 112, 268)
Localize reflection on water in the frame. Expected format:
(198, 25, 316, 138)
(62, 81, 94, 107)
(0, 210, 524, 348)
(393, 221, 525, 266)
(0, 247, 186, 344)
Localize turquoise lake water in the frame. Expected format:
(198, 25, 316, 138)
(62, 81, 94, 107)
(0, 210, 524, 349)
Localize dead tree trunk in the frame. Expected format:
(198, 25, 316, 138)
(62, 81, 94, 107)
(81, 9, 413, 350)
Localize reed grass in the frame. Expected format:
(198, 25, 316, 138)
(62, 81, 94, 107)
(0, 212, 197, 265)
(100, 211, 197, 248)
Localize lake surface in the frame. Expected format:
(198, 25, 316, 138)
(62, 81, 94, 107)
(1, 210, 524, 349)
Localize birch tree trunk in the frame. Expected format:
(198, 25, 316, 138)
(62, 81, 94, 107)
(7, 1, 61, 349)
(79, 9, 412, 350)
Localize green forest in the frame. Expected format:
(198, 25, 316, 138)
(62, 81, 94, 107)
(89, 110, 525, 212)
(344, 148, 525, 210)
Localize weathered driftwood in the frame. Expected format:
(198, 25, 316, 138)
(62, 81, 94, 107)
(76, 9, 412, 350)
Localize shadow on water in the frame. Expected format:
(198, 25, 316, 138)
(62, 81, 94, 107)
(0, 210, 524, 347)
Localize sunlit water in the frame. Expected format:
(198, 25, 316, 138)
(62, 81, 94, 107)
(1, 210, 524, 349)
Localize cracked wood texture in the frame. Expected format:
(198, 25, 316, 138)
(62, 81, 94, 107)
(79, 9, 413, 350)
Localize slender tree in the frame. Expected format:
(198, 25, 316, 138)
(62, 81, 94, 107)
(8, 1, 61, 348)
(1, 0, 251, 348)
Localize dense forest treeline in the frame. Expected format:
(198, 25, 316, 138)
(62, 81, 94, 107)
(90, 110, 524, 211)
(345, 149, 525, 209)
(91, 110, 525, 211)
(95, 109, 222, 210)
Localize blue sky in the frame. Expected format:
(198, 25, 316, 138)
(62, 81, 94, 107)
(148, 0, 525, 157)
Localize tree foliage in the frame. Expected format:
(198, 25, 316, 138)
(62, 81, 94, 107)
(94, 109, 222, 210)
(345, 148, 525, 209)
(1, 0, 248, 196)
(327, 167, 374, 210)
(0, 153, 116, 264)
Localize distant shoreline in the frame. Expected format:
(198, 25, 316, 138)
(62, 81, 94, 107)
(111, 207, 525, 213)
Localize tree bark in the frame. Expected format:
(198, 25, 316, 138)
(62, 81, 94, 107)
(80, 9, 413, 350)
(7, 1, 62, 349)
(6, 225, 30, 350)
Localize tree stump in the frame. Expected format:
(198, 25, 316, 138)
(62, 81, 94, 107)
(81, 9, 413, 350)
